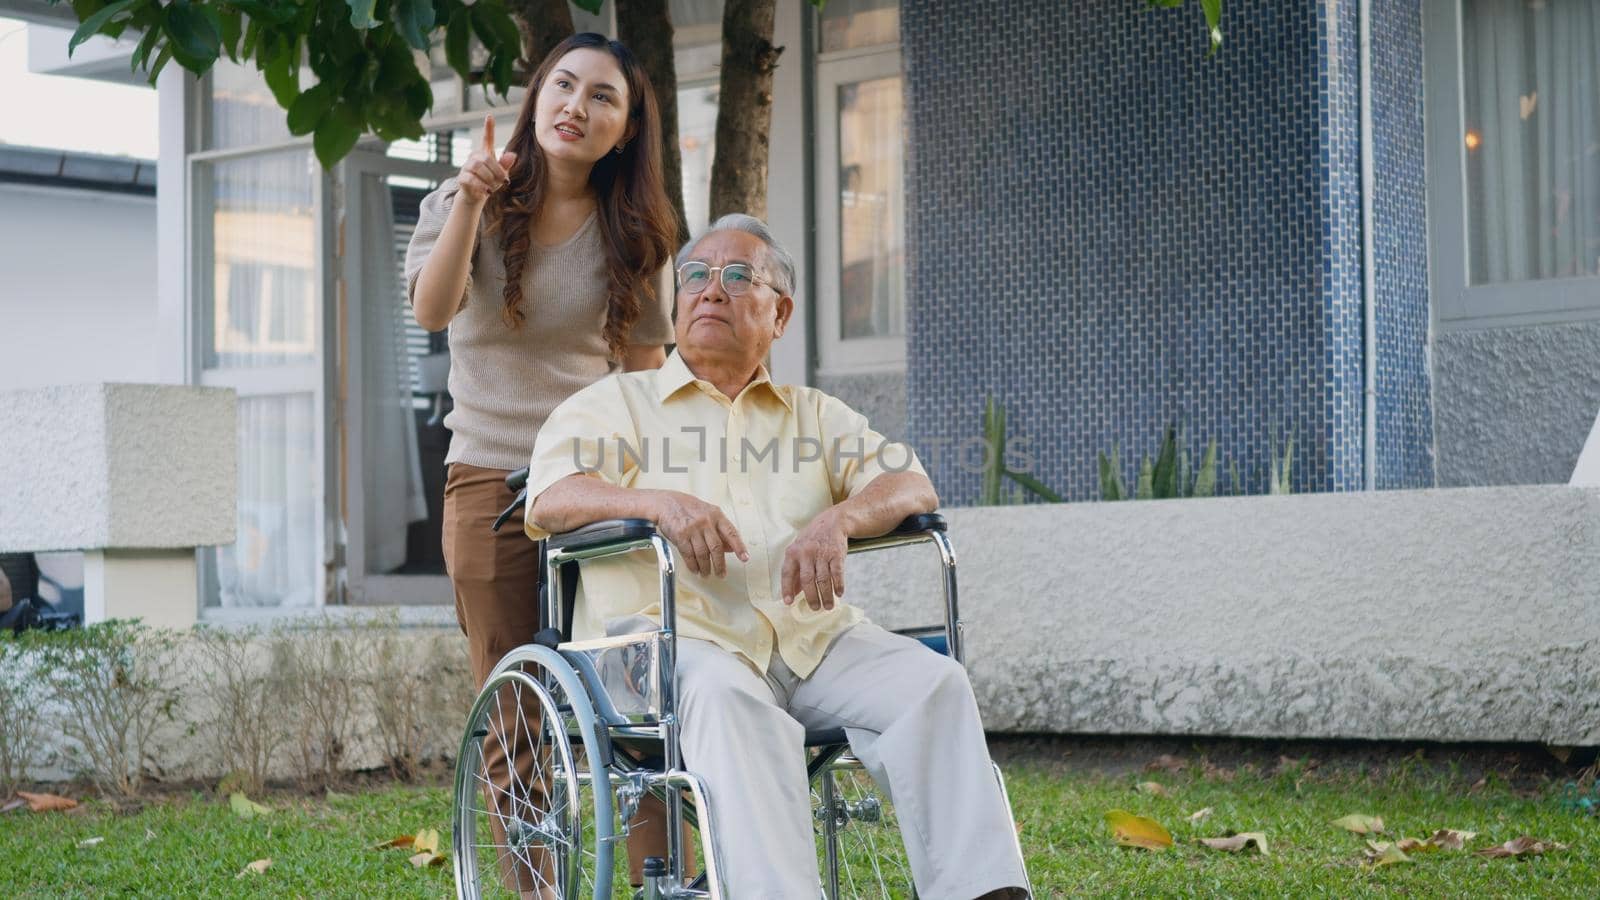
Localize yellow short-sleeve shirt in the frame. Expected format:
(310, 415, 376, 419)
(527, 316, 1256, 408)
(524, 349, 925, 677)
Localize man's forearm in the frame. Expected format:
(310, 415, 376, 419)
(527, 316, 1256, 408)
(831, 472, 940, 539)
(528, 474, 659, 535)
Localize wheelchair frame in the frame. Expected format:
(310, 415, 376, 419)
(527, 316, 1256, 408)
(455, 474, 1027, 899)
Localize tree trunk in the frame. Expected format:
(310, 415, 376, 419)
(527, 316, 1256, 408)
(617, 0, 689, 245)
(505, 0, 575, 69)
(708, 0, 783, 221)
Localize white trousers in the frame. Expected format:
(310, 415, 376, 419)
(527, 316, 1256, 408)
(668, 621, 1029, 900)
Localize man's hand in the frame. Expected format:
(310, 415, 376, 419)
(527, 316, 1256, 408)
(781, 508, 849, 611)
(650, 490, 749, 578)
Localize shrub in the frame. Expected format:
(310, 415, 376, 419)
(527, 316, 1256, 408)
(33, 620, 183, 797)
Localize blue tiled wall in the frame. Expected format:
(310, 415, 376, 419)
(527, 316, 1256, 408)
(1370, 0, 1434, 488)
(901, 0, 1433, 503)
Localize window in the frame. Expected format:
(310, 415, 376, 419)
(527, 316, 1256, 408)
(1425, 0, 1600, 328)
(815, 1, 906, 372)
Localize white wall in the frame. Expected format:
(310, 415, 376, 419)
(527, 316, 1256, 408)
(0, 182, 161, 390)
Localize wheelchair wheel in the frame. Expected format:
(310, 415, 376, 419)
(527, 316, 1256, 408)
(815, 759, 917, 899)
(453, 666, 614, 899)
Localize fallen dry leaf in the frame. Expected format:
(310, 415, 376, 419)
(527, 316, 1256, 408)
(229, 793, 271, 819)
(1332, 813, 1385, 834)
(17, 792, 77, 813)
(1425, 829, 1476, 851)
(1, 797, 25, 814)
(374, 834, 416, 851)
(235, 858, 272, 878)
(1198, 832, 1269, 855)
(144, 828, 156, 841)
(1395, 829, 1478, 853)
(1104, 810, 1173, 851)
(1201, 761, 1236, 782)
(1363, 841, 1411, 867)
(1188, 807, 1214, 824)
(75, 837, 104, 849)
(1135, 781, 1172, 798)
(409, 851, 447, 868)
(413, 828, 441, 856)
(1145, 754, 1186, 774)
(1475, 836, 1567, 859)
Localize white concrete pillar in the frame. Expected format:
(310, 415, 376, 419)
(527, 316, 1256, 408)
(83, 549, 200, 630)
(0, 383, 235, 625)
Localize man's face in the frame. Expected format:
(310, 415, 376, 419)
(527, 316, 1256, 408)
(673, 230, 793, 367)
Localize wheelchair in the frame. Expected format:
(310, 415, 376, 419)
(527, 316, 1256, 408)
(453, 468, 1031, 899)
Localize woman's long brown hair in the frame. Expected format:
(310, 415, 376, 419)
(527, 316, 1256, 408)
(484, 33, 677, 361)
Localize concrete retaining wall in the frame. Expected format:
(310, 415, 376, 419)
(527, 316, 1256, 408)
(848, 486, 1600, 746)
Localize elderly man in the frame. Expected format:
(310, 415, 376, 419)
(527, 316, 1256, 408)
(523, 214, 1029, 899)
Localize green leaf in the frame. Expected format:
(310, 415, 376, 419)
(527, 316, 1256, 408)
(286, 82, 335, 136)
(1152, 424, 1178, 499)
(145, 43, 174, 85)
(69, 0, 137, 56)
(444, 7, 471, 79)
(164, 0, 221, 69)
(1279, 431, 1294, 494)
(229, 793, 271, 819)
(1177, 442, 1191, 499)
(370, 94, 425, 141)
(347, 0, 380, 29)
(1201, 0, 1224, 54)
(401, 77, 433, 119)
(980, 397, 1005, 506)
(218, 9, 241, 62)
(239, 18, 259, 60)
(393, 0, 436, 51)
(260, 42, 300, 108)
(1099, 451, 1124, 501)
(470, 3, 522, 62)
(1136, 457, 1154, 500)
(228, 0, 297, 25)
(313, 104, 363, 169)
(1004, 469, 1063, 504)
(130, 20, 162, 73)
(1193, 439, 1218, 498)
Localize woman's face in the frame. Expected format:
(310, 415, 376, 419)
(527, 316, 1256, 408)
(533, 48, 634, 167)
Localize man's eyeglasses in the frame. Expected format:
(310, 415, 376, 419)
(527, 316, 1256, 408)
(676, 261, 772, 297)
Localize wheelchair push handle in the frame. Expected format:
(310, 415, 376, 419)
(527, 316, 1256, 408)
(490, 465, 532, 533)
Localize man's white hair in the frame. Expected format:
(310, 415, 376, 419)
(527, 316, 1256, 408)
(675, 213, 797, 296)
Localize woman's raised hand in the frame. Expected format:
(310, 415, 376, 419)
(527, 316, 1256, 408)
(455, 114, 518, 205)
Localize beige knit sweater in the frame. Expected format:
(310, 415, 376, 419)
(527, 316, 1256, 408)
(404, 179, 674, 470)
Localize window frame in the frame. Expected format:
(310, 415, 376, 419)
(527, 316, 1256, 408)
(1423, 0, 1600, 333)
(814, 33, 907, 375)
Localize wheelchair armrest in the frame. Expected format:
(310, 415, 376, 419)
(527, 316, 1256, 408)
(546, 518, 660, 554)
(846, 512, 946, 548)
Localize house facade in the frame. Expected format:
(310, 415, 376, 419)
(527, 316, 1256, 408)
(7, 0, 1598, 617)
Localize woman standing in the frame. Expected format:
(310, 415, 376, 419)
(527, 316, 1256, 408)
(405, 32, 687, 892)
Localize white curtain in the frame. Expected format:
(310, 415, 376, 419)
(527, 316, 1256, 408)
(217, 393, 319, 607)
(837, 75, 906, 339)
(204, 149, 321, 608)
(361, 174, 428, 574)
(1464, 0, 1600, 284)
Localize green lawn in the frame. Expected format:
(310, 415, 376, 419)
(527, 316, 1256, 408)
(1, 747, 1595, 898)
